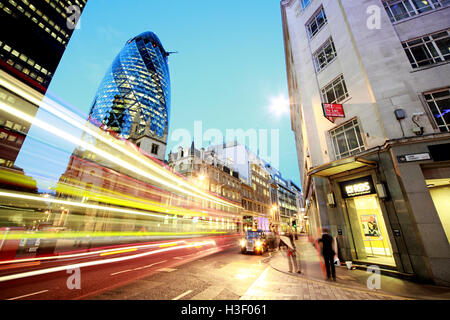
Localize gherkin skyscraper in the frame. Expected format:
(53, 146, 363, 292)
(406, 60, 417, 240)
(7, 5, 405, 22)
(89, 31, 171, 160)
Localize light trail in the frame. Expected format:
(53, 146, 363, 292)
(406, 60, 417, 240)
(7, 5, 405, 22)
(0, 240, 187, 265)
(0, 74, 240, 209)
(0, 100, 226, 208)
(0, 240, 216, 282)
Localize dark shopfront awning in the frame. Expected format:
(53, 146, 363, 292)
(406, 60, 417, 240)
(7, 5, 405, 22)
(302, 156, 377, 207)
(308, 156, 377, 178)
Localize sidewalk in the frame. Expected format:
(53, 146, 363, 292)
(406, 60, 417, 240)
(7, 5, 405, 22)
(264, 235, 450, 300)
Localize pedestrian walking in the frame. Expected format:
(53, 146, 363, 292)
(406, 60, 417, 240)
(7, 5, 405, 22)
(318, 228, 336, 281)
(279, 231, 301, 274)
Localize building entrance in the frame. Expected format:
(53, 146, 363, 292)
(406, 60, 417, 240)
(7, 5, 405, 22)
(425, 178, 450, 243)
(345, 194, 396, 266)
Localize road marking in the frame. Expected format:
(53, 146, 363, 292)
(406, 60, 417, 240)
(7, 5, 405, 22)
(110, 269, 133, 276)
(133, 260, 167, 270)
(7, 290, 49, 300)
(172, 290, 193, 300)
(241, 266, 270, 298)
(111, 260, 168, 275)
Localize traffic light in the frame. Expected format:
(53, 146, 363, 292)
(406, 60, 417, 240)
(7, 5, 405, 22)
(292, 219, 297, 228)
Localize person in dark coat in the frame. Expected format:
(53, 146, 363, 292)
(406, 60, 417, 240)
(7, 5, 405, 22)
(318, 228, 336, 281)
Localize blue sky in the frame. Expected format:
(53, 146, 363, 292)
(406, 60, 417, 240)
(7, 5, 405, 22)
(18, 0, 301, 188)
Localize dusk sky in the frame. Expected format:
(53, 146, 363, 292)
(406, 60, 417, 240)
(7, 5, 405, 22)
(19, 0, 301, 188)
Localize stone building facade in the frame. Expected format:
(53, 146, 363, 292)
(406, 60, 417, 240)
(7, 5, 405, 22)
(281, 0, 450, 285)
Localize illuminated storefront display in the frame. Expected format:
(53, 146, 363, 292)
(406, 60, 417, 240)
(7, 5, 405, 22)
(340, 176, 376, 198)
(340, 176, 394, 264)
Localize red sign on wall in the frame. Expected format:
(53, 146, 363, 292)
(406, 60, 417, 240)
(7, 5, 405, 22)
(322, 103, 345, 120)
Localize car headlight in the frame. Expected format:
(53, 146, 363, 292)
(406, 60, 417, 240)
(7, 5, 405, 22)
(240, 239, 246, 247)
(255, 240, 262, 247)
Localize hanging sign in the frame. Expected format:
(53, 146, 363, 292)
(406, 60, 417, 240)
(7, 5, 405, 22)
(322, 103, 345, 123)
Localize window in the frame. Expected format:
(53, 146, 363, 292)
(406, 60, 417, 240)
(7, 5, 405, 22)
(300, 0, 312, 10)
(330, 119, 365, 159)
(321, 74, 349, 104)
(383, 0, 450, 23)
(151, 143, 159, 155)
(424, 88, 450, 132)
(313, 38, 337, 72)
(402, 30, 450, 68)
(306, 7, 327, 38)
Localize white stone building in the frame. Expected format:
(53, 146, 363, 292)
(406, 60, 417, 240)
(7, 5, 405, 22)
(281, 0, 450, 285)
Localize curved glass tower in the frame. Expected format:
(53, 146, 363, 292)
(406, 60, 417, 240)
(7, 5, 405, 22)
(89, 32, 170, 147)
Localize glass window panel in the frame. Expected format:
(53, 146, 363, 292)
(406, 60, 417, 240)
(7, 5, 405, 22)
(410, 45, 432, 62)
(390, 3, 409, 20)
(426, 43, 440, 57)
(355, 125, 364, 146)
(432, 90, 450, 99)
(435, 37, 450, 56)
(337, 133, 349, 154)
(346, 129, 359, 150)
(326, 89, 336, 104)
(335, 82, 346, 102)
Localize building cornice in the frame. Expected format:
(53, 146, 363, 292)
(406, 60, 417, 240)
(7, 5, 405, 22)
(280, 0, 297, 8)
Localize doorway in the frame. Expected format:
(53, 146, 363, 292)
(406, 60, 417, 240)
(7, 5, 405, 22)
(345, 194, 396, 266)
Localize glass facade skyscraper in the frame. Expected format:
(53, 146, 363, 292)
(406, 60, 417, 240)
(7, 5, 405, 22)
(89, 31, 171, 143)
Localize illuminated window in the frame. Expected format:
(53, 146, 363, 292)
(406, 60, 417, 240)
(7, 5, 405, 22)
(7, 135, 17, 142)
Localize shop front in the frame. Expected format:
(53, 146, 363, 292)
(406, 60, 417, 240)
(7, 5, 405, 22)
(422, 164, 450, 243)
(305, 138, 450, 285)
(338, 175, 396, 266)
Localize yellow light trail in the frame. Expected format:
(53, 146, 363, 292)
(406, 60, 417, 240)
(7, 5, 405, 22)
(0, 74, 240, 209)
(99, 248, 137, 256)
